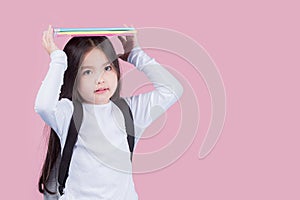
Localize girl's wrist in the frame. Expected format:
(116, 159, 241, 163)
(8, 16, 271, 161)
(127, 46, 142, 62)
(50, 50, 66, 59)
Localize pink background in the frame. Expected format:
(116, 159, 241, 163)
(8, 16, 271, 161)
(1, 0, 299, 199)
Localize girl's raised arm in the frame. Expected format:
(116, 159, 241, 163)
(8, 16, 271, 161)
(119, 32, 183, 139)
(35, 26, 72, 137)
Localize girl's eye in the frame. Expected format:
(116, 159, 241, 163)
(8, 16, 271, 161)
(104, 66, 112, 71)
(83, 70, 92, 75)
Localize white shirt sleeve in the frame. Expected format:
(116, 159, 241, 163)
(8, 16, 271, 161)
(125, 47, 183, 138)
(34, 50, 73, 140)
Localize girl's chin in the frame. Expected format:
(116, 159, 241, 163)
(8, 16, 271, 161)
(94, 96, 111, 104)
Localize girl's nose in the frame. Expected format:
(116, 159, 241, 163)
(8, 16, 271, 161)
(96, 78, 104, 84)
(97, 79, 104, 84)
(96, 73, 105, 84)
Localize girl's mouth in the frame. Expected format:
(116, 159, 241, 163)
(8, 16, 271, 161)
(94, 88, 109, 94)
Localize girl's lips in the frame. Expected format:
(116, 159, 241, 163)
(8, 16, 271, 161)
(94, 88, 109, 94)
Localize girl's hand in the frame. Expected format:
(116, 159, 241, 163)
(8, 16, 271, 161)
(42, 25, 59, 55)
(118, 30, 139, 61)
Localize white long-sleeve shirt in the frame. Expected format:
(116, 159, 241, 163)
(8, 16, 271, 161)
(35, 47, 183, 200)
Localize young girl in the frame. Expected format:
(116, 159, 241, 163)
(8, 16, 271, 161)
(35, 25, 183, 200)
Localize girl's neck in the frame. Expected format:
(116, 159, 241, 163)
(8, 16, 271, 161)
(82, 100, 112, 107)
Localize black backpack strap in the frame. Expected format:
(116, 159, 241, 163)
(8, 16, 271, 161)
(58, 101, 83, 195)
(112, 98, 135, 161)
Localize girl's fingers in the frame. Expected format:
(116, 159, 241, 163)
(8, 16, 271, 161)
(42, 31, 47, 47)
(46, 25, 52, 43)
(49, 25, 54, 38)
(42, 31, 46, 42)
(43, 31, 50, 46)
(118, 36, 126, 44)
(48, 25, 52, 34)
(42, 25, 59, 54)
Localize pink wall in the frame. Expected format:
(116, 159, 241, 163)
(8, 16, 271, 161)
(0, 0, 299, 199)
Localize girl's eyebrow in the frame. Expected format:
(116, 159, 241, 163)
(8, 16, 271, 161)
(80, 61, 111, 70)
(80, 66, 95, 70)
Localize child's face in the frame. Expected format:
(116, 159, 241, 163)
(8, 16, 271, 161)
(77, 48, 118, 104)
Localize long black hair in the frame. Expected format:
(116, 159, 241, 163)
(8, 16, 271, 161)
(38, 36, 121, 194)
